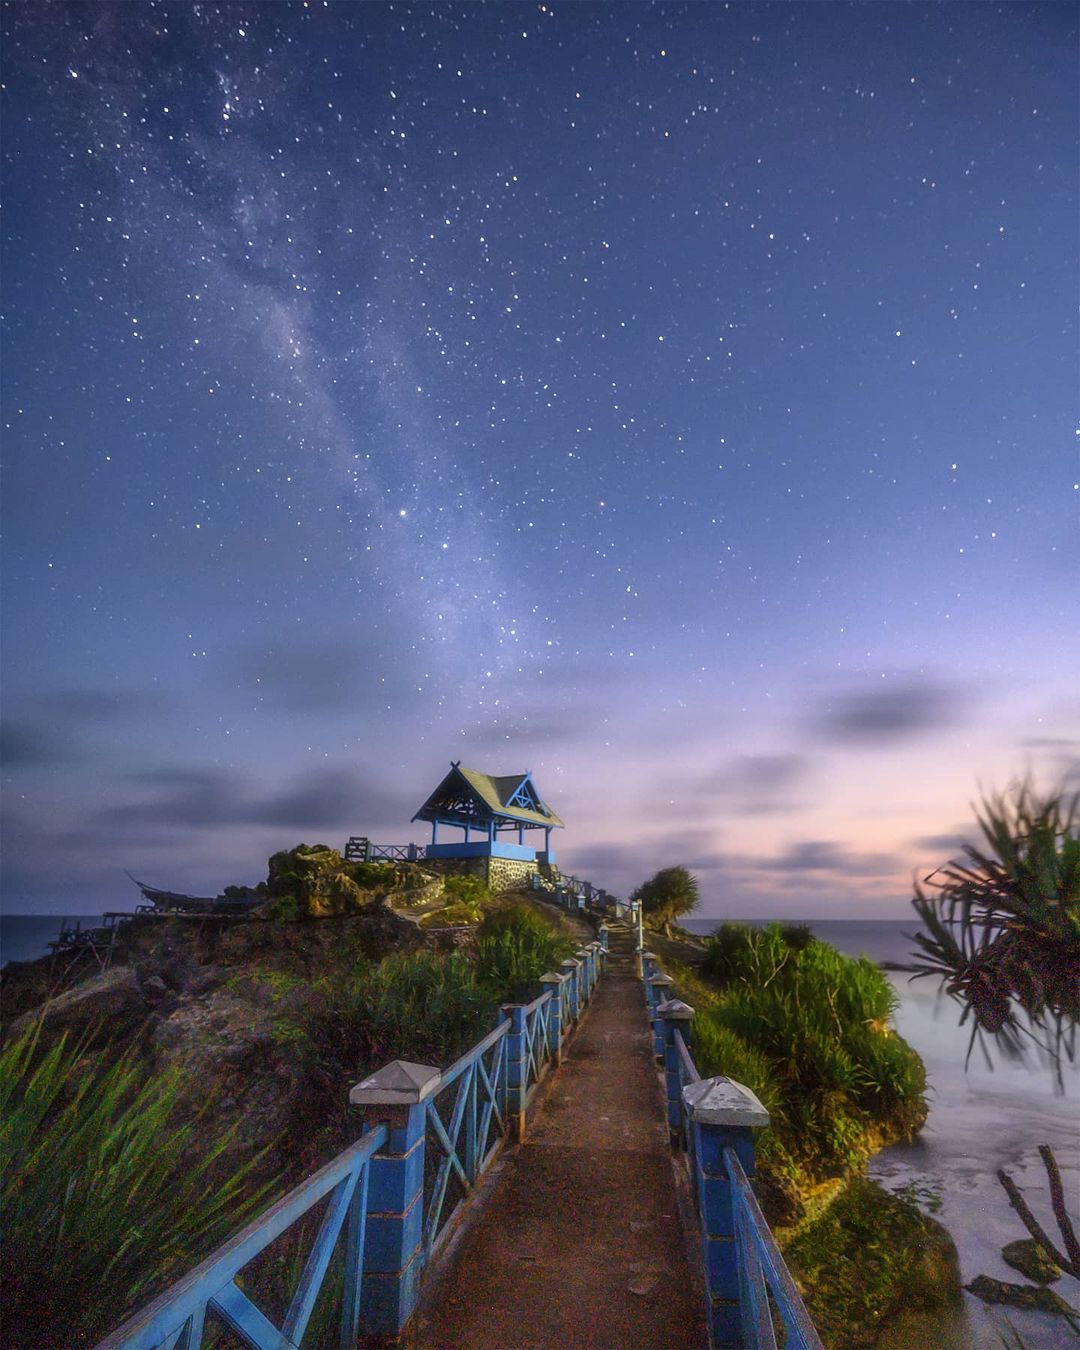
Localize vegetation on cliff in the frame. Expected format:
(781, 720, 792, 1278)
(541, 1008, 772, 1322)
(0, 854, 582, 1347)
(680, 922, 926, 1206)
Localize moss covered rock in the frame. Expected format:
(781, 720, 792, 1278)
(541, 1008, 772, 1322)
(966, 1274, 1077, 1321)
(1001, 1237, 1062, 1285)
(784, 1178, 962, 1348)
(264, 845, 380, 919)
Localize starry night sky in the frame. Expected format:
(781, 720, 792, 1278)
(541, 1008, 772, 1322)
(2, 2, 1077, 917)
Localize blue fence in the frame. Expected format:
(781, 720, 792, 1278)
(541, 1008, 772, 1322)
(96, 933, 608, 1350)
(640, 952, 824, 1350)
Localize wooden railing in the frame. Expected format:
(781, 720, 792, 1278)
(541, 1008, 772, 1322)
(343, 836, 423, 863)
(641, 952, 824, 1350)
(96, 935, 608, 1349)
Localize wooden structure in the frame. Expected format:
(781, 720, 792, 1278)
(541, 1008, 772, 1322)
(412, 763, 564, 864)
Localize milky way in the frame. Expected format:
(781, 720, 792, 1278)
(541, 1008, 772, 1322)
(2, 2, 1077, 915)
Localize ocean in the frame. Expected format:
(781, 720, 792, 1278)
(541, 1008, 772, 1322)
(684, 918, 1080, 1350)
(0, 914, 115, 968)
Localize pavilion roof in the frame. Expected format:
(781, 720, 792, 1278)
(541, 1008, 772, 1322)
(412, 763, 564, 829)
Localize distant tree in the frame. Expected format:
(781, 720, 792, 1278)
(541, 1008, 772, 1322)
(907, 779, 1079, 1082)
(632, 865, 699, 937)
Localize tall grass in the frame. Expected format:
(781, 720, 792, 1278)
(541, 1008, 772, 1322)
(693, 924, 926, 1177)
(0, 1023, 275, 1347)
(474, 905, 576, 1002)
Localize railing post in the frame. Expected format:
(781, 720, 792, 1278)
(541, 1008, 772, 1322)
(540, 972, 567, 1065)
(598, 923, 609, 953)
(502, 1004, 528, 1142)
(682, 1077, 771, 1350)
(349, 1060, 441, 1337)
(642, 950, 659, 983)
(576, 947, 592, 1003)
(647, 973, 675, 1056)
(585, 943, 600, 994)
(658, 999, 694, 1144)
(561, 957, 582, 1022)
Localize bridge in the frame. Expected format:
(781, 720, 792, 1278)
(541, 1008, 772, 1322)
(97, 901, 822, 1350)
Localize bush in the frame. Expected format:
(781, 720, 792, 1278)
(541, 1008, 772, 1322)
(309, 949, 495, 1079)
(0, 1023, 275, 1346)
(443, 873, 491, 905)
(694, 923, 925, 1177)
(474, 906, 575, 1002)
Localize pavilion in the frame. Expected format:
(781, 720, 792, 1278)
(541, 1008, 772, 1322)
(412, 763, 564, 865)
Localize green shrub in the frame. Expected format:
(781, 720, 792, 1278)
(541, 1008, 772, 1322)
(419, 900, 482, 927)
(0, 1023, 276, 1347)
(310, 949, 495, 1077)
(690, 1015, 784, 1122)
(474, 906, 575, 1002)
(695, 923, 925, 1177)
(443, 873, 491, 905)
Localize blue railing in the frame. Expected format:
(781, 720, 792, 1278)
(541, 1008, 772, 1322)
(97, 931, 609, 1350)
(640, 953, 824, 1350)
(96, 1127, 388, 1350)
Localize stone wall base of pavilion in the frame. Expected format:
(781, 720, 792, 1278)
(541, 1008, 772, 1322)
(439, 854, 540, 892)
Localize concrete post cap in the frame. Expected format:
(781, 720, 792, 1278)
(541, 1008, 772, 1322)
(648, 973, 675, 986)
(641, 951, 658, 961)
(560, 957, 582, 969)
(656, 998, 694, 1020)
(540, 970, 569, 983)
(350, 1060, 441, 1107)
(681, 1076, 770, 1129)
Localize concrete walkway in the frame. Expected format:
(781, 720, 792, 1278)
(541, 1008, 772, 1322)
(415, 924, 708, 1349)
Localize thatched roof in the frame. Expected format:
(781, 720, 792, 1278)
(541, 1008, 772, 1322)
(412, 763, 564, 829)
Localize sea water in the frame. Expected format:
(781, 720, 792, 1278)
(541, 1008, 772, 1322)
(683, 918, 1079, 1349)
(0, 914, 111, 968)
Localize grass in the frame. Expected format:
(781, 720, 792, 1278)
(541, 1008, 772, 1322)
(0, 1022, 276, 1347)
(691, 923, 926, 1181)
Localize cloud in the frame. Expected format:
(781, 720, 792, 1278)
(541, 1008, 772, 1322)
(103, 765, 417, 834)
(751, 839, 900, 877)
(231, 638, 375, 712)
(910, 829, 976, 857)
(0, 721, 64, 767)
(813, 678, 963, 744)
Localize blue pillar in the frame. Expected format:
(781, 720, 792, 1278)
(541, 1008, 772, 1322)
(647, 973, 675, 1056)
(502, 1004, 527, 1141)
(658, 999, 694, 1143)
(560, 957, 581, 1022)
(576, 948, 593, 1003)
(598, 924, 609, 953)
(541, 972, 566, 1065)
(463, 823, 470, 843)
(431, 820, 439, 846)
(349, 1060, 441, 1337)
(682, 1077, 771, 1349)
(518, 824, 524, 845)
(642, 951, 659, 984)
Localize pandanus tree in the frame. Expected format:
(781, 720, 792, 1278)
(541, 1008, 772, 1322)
(908, 780, 1080, 1077)
(632, 864, 700, 937)
(907, 781, 1080, 1298)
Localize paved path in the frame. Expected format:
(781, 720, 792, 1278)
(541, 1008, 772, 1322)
(415, 924, 708, 1349)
